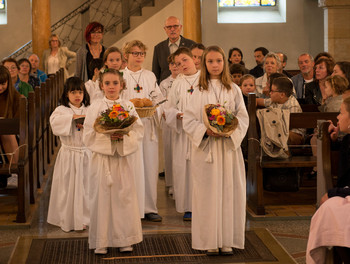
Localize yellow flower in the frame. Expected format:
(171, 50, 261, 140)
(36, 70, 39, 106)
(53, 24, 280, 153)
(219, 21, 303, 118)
(217, 115, 226, 126)
(210, 108, 220, 116)
(109, 110, 118, 119)
(119, 111, 129, 119)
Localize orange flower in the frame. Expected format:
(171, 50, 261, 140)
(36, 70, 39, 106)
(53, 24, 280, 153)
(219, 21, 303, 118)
(112, 104, 121, 111)
(217, 115, 226, 126)
(210, 108, 220, 116)
(109, 110, 118, 119)
(118, 111, 129, 120)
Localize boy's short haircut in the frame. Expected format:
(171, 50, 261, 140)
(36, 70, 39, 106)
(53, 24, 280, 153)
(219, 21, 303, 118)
(173, 47, 193, 59)
(88, 58, 104, 74)
(239, 74, 255, 86)
(122, 40, 147, 56)
(254, 47, 269, 56)
(272, 77, 293, 97)
(229, 63, 245, 75)
(268, 72, 284, 88)
(167, 53, 175, 64)
(190, 43, 205, 51)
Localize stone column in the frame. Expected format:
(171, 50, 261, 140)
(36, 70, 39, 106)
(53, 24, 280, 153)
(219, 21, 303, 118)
(183, 0, 201, 43)
(319, 0, 350, 61)
(32, 0, 51, 66)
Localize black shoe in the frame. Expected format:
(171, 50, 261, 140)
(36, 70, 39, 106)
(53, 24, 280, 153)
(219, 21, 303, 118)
(159, 172, 165, 177)
(145, 213, 162, 222)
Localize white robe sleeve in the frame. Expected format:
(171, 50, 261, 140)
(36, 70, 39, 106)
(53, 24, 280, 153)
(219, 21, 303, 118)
(115, 106, 144, 156)
(164, 84, 182, 133)
(183, 89, 207, 148)
(83, 103, 117, 156)
(227, 84, 249, 150)
(50, 106, 74, 137)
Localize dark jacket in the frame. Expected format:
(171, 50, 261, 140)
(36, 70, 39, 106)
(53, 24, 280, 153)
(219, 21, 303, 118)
(152, 35, 196, 84)
(304, 81, 322, 105)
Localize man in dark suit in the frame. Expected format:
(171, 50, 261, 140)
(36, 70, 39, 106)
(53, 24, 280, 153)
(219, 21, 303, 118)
(152, 16, 196, 84)
(249, 47, 269, 78)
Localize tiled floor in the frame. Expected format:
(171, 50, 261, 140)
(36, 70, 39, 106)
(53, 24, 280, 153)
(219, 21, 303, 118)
(0, 159, 313, 264)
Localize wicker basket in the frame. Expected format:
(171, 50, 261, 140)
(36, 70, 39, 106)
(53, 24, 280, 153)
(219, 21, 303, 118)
(135, 106, 157, 118)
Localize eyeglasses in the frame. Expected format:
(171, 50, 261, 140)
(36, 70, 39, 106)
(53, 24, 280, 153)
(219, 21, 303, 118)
(164, 25, 180, 30)
(270, 89, 282, 94)
(91, 31, 103, 34)
(129, 52, 145, 57)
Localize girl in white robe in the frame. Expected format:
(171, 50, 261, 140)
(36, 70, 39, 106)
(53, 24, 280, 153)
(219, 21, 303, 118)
(47, 77, 91, 232)
(121, 40, 164, 221)
(83, 69, 143, 254)
(164, 48, 200, 219)
(183, 46, 249, 255)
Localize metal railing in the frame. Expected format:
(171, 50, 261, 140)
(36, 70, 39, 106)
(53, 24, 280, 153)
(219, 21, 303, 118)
(6, 0, 154, 60)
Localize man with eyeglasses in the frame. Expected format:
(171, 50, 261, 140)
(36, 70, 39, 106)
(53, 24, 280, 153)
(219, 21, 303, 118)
(152, 16, 196, 84)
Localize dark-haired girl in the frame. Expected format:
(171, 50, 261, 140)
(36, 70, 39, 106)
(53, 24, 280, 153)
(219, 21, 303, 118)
(47, 77, 91, 232)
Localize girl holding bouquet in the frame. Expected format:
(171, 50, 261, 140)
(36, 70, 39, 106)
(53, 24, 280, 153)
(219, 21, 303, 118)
(183, 46, 249, 255)
(47, 77, 91, 232)
(83, 69, 143, 254)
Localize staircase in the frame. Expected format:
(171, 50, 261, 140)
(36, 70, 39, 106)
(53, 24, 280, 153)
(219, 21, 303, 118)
(7, 0, 174, 60)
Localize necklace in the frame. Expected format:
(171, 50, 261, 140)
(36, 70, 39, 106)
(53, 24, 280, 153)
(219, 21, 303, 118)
(210, 80, 223, 104)
(89, 44, 102, 58)
(184, 74, 199, 95)
(130, 70, 143, 93)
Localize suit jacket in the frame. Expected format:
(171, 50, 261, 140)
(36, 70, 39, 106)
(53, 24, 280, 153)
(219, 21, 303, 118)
(152, 35, 196, 84)
(291, 73, 304, 99)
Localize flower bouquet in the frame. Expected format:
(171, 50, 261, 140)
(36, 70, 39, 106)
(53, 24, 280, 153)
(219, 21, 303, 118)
(94, 103, 138, 136)
(203, 104, 238, 137)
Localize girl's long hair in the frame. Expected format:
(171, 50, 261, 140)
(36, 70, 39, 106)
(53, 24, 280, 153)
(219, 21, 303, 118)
(198, 46, 232, 91)
(59, 77, 90, 107)
(0, 65, 18, 118)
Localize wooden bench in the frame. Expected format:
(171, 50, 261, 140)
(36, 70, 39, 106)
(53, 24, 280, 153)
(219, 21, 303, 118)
(0, 97, 30, 223)
(246, 93, 338, 215)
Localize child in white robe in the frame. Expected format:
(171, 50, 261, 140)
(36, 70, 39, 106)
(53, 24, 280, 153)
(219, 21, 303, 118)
(165, 47, 200, 221)
(83, 69, 143, 255)
(85, 58, 103, 103)
(159, 54, 180, 196)
(47, 77, 91, 232)
(183, 46, 249, 255)
(121, 40, 165, 222)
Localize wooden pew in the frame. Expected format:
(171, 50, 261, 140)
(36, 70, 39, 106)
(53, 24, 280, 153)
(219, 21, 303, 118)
(0, 97, 30, 223)
(40, 82, 48, 175)
(246, 93, 338, 215)
(35, 86, 43, 188)
(27, 91, 37, 204)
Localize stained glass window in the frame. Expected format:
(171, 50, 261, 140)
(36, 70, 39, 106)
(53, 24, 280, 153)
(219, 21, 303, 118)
(0, 0, 5, 10)
(218, 0, 276, 7)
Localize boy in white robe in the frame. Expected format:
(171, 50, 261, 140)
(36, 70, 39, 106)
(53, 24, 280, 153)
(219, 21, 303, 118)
(165, 47, 200, 220)
(159, 54, 180, 195)
(183, 46, 249, 255)
(83, 69, 143, 254)
(121, 40, 165, 222)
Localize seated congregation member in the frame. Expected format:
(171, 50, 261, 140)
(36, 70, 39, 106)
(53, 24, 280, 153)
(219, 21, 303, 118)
(249, 46, 269, 78)
(159, 54, 180, 195)
(0, 66, 21, 188)
(83, 69, 143, 255)
(28, 53, 48, 84)
(183, 46, 248, 255)
(255, 52, 281, 98)
(227, 47, 249, 74)
(314, 51, 335, 65)
(276, 52, 292, 78)
(84, 58, 104, 104)
(309, 75, 348, 179)
(43, 34, 76, 79)
(229, 63, 245, 86)
(121, 40, 165, 222)
(305, 57, 334, 105)
(2, 58, 33, 98)
(164, 47, 200, 221)
(256, 77, 304, 145)
(240, 74, 256, 107)
(18, 58, 40, 90)
(190, 43, 205, 71)
(291, 53, 314, 99)
(332, 61, 350, 87)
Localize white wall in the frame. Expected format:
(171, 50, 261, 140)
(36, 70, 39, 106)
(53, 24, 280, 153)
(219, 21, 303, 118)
(112, 1, 183, 71)
(202, 0, 324, 70)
